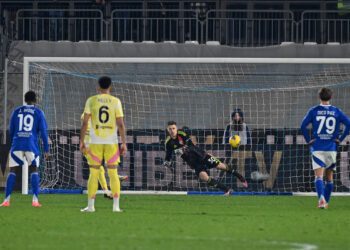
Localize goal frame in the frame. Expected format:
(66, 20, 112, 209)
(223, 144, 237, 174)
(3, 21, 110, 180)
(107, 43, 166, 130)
(22, 56, 350, 196)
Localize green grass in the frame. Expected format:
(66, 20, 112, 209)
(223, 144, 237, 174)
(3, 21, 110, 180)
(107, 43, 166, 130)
(0, 193, 350, 250)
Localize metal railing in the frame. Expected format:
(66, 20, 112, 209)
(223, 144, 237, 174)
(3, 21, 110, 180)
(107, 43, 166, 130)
(110, 9, 199, 43)
(9, 9, 350, 46)
(206, 10, 294, 46)
(301, 10, 350, 44)
(16, 9, 104, 41)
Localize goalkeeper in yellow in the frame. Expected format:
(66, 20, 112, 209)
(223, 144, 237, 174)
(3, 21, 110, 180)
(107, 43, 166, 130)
(80, 76, 127, 212)
(80, 113, 128, 199)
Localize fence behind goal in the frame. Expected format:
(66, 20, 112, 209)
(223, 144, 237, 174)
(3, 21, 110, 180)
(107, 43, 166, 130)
(24, 57, 350, 194)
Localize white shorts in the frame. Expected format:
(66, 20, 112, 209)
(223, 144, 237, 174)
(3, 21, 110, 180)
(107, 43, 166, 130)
(312, 151, 337, 171)
(9, 151, 39, 168)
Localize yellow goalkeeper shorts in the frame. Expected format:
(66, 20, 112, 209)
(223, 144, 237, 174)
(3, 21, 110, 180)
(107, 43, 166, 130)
(85, 144, 120, 166)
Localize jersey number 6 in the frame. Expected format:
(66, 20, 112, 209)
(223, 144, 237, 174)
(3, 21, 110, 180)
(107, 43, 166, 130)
(99, 106, 109, 123)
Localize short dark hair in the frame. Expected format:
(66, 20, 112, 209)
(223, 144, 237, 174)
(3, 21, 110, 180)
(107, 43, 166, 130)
(98, 76, 112, 89)
(318, 87, 332, 101)
(24, 91, 36, 104)
(167, 121, 177, 126)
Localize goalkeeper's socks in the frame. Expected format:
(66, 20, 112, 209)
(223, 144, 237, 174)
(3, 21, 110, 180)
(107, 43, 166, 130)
(5, 172, 16, 202)
(324, 181, 334, 203)
(31, 172, 39, 203)
(315, 177, 325, 202)
(207, 177, 230, 192)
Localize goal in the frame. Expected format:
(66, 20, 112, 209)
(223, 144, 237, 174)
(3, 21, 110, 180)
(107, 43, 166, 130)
(22, 57, 350, 195)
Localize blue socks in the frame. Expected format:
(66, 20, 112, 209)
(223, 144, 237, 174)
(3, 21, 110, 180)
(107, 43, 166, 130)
(31, 172, 40, 202)
(5, 172, 16, 201)
(324, 181, 334, 203)
(315, 177, 325, 202)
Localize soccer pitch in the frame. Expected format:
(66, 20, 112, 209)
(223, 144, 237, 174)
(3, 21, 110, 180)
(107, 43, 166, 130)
(0, 194, 350, 250)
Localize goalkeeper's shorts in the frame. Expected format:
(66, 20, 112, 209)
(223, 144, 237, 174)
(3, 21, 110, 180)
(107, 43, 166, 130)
(190, 153, 221, 176)
(85, 144, 120, 166)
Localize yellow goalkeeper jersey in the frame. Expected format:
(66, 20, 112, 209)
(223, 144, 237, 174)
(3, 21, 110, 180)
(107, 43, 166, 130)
(83, 94, 124, 144)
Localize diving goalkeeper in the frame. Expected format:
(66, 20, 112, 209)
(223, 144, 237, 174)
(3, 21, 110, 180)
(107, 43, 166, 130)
(164, 121, 248, 196)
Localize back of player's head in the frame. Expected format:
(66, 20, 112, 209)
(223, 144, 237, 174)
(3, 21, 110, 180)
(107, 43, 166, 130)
(24, 91, 36, 104)
(98, 76, 112, 89)
(167, 121, 177, 126)
(318, 87, 332, 101)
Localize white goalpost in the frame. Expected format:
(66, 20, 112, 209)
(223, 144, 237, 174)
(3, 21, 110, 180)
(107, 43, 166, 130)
(22, 57, 350, 196)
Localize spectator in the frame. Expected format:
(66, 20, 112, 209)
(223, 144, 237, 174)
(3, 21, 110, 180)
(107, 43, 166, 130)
(223, 108, 251, 145)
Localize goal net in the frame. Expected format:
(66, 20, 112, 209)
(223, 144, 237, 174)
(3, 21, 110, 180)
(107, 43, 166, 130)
(23, 57, 350, 194)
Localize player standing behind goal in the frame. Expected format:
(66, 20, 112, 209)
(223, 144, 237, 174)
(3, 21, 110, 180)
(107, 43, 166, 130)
(301, 87, 350, 209)
(1, 91, 49, 207)
(164, 121, 248, 196)
(80, 76, 127, 212)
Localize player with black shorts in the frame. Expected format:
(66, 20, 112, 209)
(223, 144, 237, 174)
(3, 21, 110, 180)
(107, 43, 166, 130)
(164, 121, 248, 196)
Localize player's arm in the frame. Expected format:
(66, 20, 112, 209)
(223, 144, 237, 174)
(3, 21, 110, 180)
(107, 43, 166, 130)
(80, 113, 90, 153)
(337, 110, 350, 142)
(163, 137, 173, 168)
(301, 110, 313, 143)
(116, 117, 127, 156)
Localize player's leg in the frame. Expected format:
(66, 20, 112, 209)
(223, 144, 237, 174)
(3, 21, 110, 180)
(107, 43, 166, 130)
(26, 152, 42, 207)
(198, 171, 232, 196)
(105, 144, 122, 212)
(1, 151, 24, 207)
(205, 153, 248, 188)
(312, 151, 327, 208)
(1, 167, 18, 207)
(217, 162, 248, 188)
(82, 144, 103, 212)
(324, 169, 334, 208)
(98, 165, 109, 193)
(324, 152, 336, 208)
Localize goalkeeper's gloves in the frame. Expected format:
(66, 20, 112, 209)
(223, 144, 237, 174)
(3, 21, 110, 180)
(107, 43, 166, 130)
(163, 161, 172, 169)
(174, 145, 188, 156)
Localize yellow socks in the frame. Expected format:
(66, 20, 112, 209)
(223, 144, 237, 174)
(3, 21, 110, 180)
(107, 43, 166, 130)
(98, 166, 108, 191)
(107, 168, 120, 198)
(88, 167, 100, 199)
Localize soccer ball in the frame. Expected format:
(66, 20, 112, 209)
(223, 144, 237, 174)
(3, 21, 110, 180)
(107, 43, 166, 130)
(229, 135, 240, 148)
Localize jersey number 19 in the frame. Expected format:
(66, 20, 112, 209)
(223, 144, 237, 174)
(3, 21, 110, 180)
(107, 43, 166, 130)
(18, 114, 33, 131)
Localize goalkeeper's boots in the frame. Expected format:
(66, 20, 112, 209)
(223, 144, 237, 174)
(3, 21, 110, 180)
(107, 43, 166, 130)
(223, 188, 233, 197)
(318, 200, 327, 209)
(32, 201, 42, 207)
(80, 206, 95, 212)
(0, 200, 10, 207)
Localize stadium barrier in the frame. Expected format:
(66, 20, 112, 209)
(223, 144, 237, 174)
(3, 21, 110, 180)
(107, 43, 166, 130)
(3, 8, 349, 45)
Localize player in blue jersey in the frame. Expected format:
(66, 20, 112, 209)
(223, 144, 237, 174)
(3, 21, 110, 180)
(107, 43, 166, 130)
(0, 91, 49, 207)
(301, 87, 350, 209)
